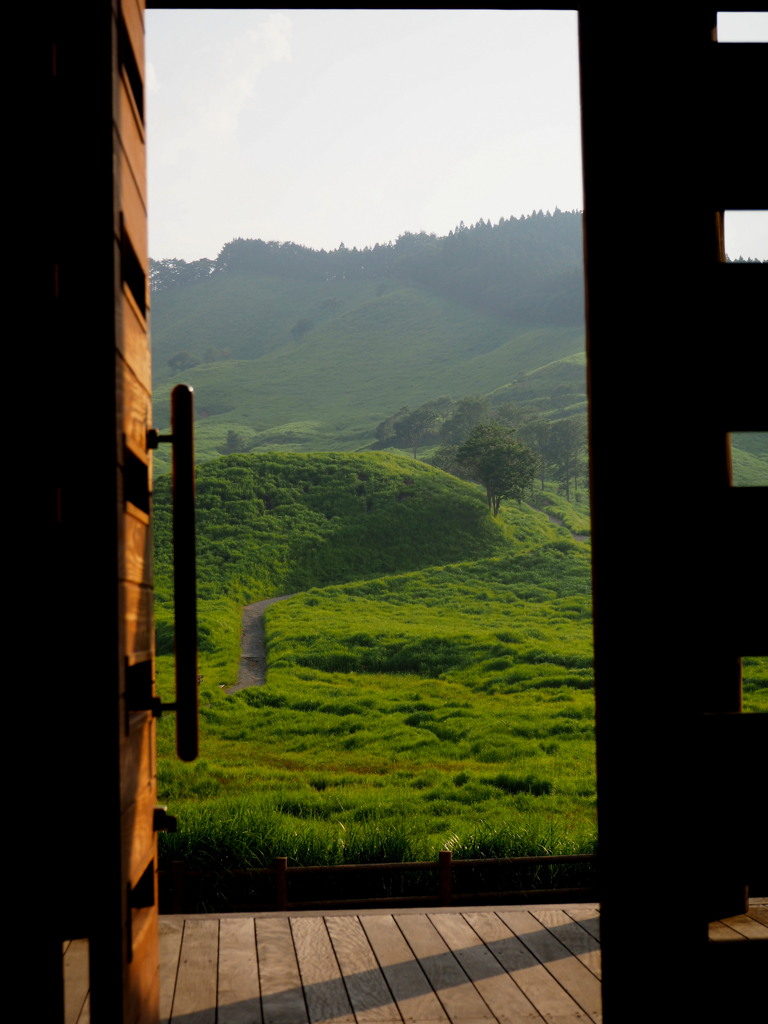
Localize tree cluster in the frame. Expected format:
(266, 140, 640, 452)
(150, 211, 585, 327)
(375, 394, 588, 513)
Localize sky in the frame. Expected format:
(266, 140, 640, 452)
(146, 9, 767, 263)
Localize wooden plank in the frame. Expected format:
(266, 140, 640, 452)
(119, 76, 147, 178)
(159, 917, 184, 1024)
(531, 910, 601, 980)
(708, 920, 745, 941)
(116, 360, 152, 464)
(120, 785, 156, 887)
(122, 295, 152, 388)
(563, 909, 600, 943)
(464, 912, 591, 1024)
(127, 907, 160, 1024)
(498, 912, 602, 1024)
(218, 917, 263, 1024)
(119, 139, 148, 258)
(360, 914, 449, 1023)
(123, 512, 152, 585)
(63, 938, 90, 1024)
(170, 918, 218, 1024)
(291, 917, 356, 1024)
(394, 913, 496, 1023)
(121, 579, 154, 657)
(257, 917, 309, 1024)
(428, 913, 544, 1024)
(120, 710, 154, 811)
(717, 913, 768, 940)
(325, 915, 401, 1023)
(748, 904, 768, 927)
(120, 0, 146, 77)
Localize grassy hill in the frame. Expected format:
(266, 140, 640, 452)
(153, 451, 600, 884)
(150, 271, 586, 472)
(153, 450, 766, 904)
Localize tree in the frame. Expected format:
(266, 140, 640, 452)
(290, 318, 313, 340)
(518, 417, 552, 489)
(167, 350, 199, 372)
(393, 406, 442, 458)
(218, 430, 250, 455)
(547, 416, 587, 501)
(456, 423, 537, 515)
(440, 395, 491, 445)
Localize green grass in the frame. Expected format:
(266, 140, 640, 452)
(153, 449, 768, 900)
(730, 432, 768, 486)
(153, 453, 599, 880)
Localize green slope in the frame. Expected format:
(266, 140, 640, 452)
(150, 272, 585, 472)
(153, 451, 515, 651)
(153, 451, 601, 880)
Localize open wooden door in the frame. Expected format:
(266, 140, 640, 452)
(29, 2, 170, 1020)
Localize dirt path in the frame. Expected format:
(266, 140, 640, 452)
(225, 510, 586, 695)
(224, 594, 297, 693)
(543, 510, 590, 543)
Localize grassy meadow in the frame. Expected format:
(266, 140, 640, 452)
(152, 450, 767, 899)
(154, 452, 600, 883)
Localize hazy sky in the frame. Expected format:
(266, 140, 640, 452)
(146, 9, 767, 263)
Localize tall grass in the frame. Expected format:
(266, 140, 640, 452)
(153, 458, 600, 885)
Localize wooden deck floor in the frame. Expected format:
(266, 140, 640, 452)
(63, 901, 767, 1024)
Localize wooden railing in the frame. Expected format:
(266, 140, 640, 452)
(159, 850, 598, 914)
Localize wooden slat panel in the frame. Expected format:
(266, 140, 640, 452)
(291, 917, 356, 1024)
(531, 910, 601, 980)
(120, 711, 154, 811)
(324, 915, 400, 1023)
(497, 912, 602, 1024)
(218, 917, 263, 1024)
(123, 511, 152, 586)
(119, 72, 146, 166)
(464, 912, 591, 1024)
(122, 579, 153, 656)
(119, 138, 148, 259)
(171, 919, 218, 1024)
(121, 783, 157, 886)
(712, 44, 767, 209)
(117, 353, 151, 459)
(122, 293, 152, 388)
(159, 918, 184, 1023)
(257, 917, 309, 1024)
(428, 914, 544, 1024)
(394, 913, 496, 1023)
(120, 0, 146, 76)
(360, 914, 449, 1024)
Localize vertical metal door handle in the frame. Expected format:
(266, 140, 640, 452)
(170, 385, 199, 761)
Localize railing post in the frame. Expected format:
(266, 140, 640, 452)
(439, 850, 453, 906)
(274, 857, 288, 911)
